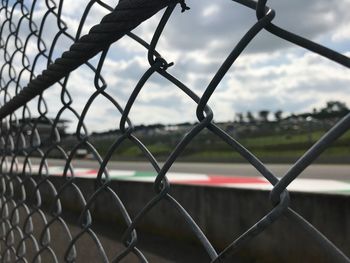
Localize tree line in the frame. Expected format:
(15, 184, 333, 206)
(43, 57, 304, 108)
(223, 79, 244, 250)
(234, 101, 349, 124)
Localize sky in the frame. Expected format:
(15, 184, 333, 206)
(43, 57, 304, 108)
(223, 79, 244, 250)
(2, 0, 350, 132)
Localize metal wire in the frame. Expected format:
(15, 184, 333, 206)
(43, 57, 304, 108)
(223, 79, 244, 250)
(0, 0, 349, 262)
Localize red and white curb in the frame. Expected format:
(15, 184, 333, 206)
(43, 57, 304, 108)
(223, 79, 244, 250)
(12, 165, 350, 194)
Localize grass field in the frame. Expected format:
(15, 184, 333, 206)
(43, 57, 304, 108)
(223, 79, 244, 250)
(91, 129, 350, 164)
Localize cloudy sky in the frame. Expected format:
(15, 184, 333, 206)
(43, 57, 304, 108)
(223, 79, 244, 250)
(2, 0, 350, 132)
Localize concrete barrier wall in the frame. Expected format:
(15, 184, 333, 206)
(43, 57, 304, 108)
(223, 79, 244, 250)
(39, 176, 350, 263)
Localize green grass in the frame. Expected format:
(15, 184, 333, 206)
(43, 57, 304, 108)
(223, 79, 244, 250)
(241, 130, 350, 147)
(91, 129, 350, 163)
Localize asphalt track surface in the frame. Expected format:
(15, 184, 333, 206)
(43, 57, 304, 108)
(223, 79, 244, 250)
(25, 158, 350, 181)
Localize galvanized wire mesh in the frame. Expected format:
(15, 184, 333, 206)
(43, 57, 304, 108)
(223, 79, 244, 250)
(0, 0, 349, 262)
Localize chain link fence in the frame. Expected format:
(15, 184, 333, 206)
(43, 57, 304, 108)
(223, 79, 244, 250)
(0, 0, 349, 262)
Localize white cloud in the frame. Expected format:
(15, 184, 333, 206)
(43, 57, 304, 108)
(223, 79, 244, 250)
(332, 25, 350, 42)
(202, 5, 220, 18)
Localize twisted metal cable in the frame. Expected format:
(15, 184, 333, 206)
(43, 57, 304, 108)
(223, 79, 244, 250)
(0, 0, 349, 262)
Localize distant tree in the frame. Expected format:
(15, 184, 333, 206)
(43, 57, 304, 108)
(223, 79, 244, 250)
(315, 101, 349, 119)
(323, 101, 348, 113)
(177, 122, 192, 127)
(258, 110, 269, 122)
(246, 111, 255, 123)
(235, 112, 244, 123)
(274, 110, 283, 122)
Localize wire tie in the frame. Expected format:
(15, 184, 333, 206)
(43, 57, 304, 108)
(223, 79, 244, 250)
(179, 0, 190, 13)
